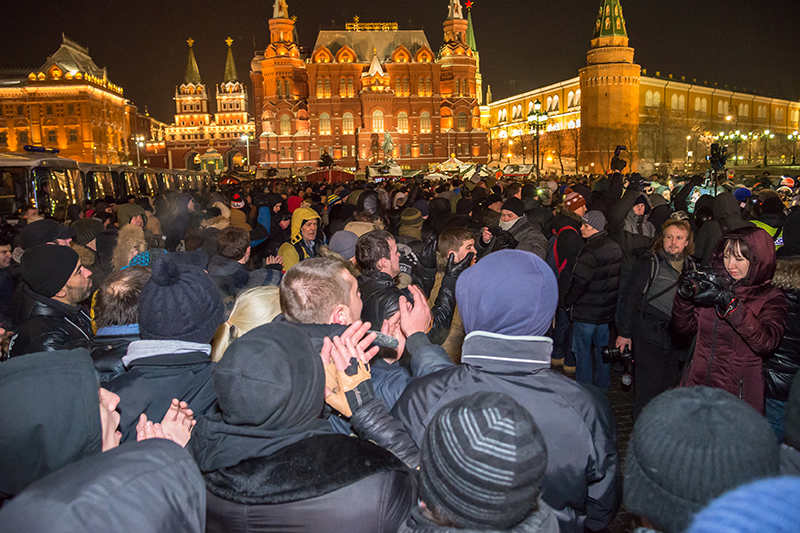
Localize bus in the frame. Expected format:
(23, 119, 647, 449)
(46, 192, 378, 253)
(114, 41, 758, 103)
(79, 163, 118, 202)
(0, 148, 84, 221)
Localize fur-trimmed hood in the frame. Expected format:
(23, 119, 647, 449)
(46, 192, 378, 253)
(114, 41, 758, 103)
(200, 215, 230, 231)
(773, 257, 800, 291)
(71, 243, 97, 268)
(112, 225, 147, 270)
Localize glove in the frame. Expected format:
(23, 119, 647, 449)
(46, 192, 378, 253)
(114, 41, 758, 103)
(419, 236, 438, 272)
(611, 155, 628, 172)
(324, 358, 375, 418)
(398, 251, 418, 277)
(714, 289, 738, 318)
(444, 252, 474, 280)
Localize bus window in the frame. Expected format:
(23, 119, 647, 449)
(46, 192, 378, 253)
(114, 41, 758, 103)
(0, 169, 26, 216)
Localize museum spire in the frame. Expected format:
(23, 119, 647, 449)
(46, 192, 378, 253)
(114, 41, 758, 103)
(446, 0, 463, 20)
(223, 38, 238, 83)
(465, 1, 477, 51)
(593, 0, 627, 39)
(184, 38, 202, 85)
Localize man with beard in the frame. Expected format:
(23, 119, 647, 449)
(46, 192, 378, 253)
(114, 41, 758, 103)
(8, 244, 93, 357)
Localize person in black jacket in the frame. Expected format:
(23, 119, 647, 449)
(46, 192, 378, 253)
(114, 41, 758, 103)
(564, 211, 622, 391)
(188, 321, 415, 533)
(392, 250, 621, 533)
(105, 255, 224, 442)
(8, 244, 93, 357)
(608, 176, 656, 284)
(549, 207, 584, 373)
(615, 218, 695, 418)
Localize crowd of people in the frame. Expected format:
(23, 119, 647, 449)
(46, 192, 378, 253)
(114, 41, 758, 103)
(0, 167, 799, 533)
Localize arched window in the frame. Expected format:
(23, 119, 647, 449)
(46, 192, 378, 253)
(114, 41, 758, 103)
(403, 77, 409, 95)
(457, 112, 468, 131)
(418, 78, 424, 96)
(701, 98, 708, 113)
(284, 79, 291, 97)
(575, 89, 581, 106)
(694, 97, 702, 112)
(342, 112, 354, 134)
(347, 78, 354, 97)
(568, 91, 575, 108)
(646, 91, 653, 107)
(324, 78, 331, 97)
(717, 100, 724, 116)
(528, 101, 534, 115)
(671, 94, 679, 110)
(316, 79, 323, 98)
(552, 95, 560, 112)
(319, 113, 331, 135)
(280, 115, 291, 135)
(340, 78, 347, 96)
(372, 109, 384, 133)
(547, 96, 553, 111)
(723, 101, 729, 115)
(397, 112, 408, 133)
(679, 95, 685, 111)
(653, 91, 660, 107)
(425, 77, 432, 95)
(455, 79, 460, 96)
(420, 111, 431, 133)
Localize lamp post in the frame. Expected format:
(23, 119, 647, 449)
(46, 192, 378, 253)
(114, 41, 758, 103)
(685, 135, 691, 168)
(762, 130, 775, 167)
(507, 139, 512, 164)
(527, 99, 548, 179)
(241, 134, 251, 172)
(725, 130, 745, 166)
(790, 131, 799, 165)
(134, 135, 144, 166)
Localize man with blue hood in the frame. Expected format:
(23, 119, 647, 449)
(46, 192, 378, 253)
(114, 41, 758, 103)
(392, 250, 621, 533)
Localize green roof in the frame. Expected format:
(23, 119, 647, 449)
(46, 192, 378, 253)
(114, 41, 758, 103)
(592, 0, 627, 39)
(223, 47, 238, 83)
(466, 9, 477, 51)
(184, 46, 202, 85)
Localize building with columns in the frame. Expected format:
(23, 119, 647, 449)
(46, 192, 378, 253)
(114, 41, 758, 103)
(250, 0, 489, 171)
(487, 0, 800, 176)
(163, 38, 256, 171)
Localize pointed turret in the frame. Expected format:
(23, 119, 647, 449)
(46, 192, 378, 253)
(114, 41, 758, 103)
(593, 0, 627, 39)
(184, 38, 202, 85)
(273, 0, 289, 19)
(367, 50, 385, 77)
(446, 0, 464, 20)
(223, 37, 238, 83)
(465, 1, 477, 51)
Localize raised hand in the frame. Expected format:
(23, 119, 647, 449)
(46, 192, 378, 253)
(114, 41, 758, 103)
(398, 285, 432, 337)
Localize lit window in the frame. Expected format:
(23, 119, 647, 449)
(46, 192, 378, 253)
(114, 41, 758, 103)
(457, 112, 468, 131)
(280, 115, 291, 135)
(372, 110, 384, 133)
(398, 112, 408, 133)
(420, 111, 431, 133)
(342, 112, 354, 135)
(319, 113, 331, 135)
(69, 130, 78, 142)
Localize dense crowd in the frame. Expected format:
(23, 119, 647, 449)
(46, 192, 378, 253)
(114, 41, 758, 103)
(1, 168, 799, 533)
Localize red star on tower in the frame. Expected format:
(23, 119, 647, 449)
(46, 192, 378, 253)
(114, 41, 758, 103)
(465, 0, 473, 8)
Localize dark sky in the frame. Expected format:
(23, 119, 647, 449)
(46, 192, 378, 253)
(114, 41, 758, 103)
(2, 0, 798, 124)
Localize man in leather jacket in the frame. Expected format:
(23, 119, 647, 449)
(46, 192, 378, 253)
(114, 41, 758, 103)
(9, 244, 93, 357)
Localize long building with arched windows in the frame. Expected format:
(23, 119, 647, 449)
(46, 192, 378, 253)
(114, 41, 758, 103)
(487, 0, 800, 176)
(250, 0, 489, 170)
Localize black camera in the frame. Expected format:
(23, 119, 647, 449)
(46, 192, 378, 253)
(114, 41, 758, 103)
(602, 345, 633, 388)
(707, 142, 728, 171)
(610, 145, 628, 172)
(677, 269, 730, 299)
(601, 345, 631, 363)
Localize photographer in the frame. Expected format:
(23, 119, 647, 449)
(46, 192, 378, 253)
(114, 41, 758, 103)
(608, 174, 656, 285)
(673, 227, 788, 414)
(616, 217, 695, 419)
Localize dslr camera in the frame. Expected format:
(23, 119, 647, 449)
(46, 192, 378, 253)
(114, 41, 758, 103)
(601, 345, 633, 388)
(677, 269, 730, 300)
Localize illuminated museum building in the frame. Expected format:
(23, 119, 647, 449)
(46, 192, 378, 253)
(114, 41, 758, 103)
(0, 35, 163, 164)
(250, 0, 489, 169)
(164, 39, 256, 171)
(487, 0, 800, 174)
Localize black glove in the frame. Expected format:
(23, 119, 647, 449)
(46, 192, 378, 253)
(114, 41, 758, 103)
(398, 251, 418, 277)
(444, 252, 474, 280)
(611, 155, 628, 172)
(419, 236, 438, 272)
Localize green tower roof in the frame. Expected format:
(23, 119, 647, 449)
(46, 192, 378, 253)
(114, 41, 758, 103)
(184, 39, 202, 85)
(466, 6, 477, 51)
(223, 39, 238, 83)
(593, 0, 627, 39)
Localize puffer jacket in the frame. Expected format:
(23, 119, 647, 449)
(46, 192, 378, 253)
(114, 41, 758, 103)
(8, 285, 93, 357)
(765, 255, 800, 401)
(563, 230, 622, 324)
(674, 227, 788, 413)
(392, 333, 620, 533)
(550, 211, 584, 307)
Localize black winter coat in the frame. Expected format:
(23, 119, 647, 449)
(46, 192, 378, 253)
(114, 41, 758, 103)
(8, 285, 93, 357)
(563, 231, 622, 324)
(766, 256, 800, 401)
(203, 434, 414, 533)
(550, 212, 584, 307)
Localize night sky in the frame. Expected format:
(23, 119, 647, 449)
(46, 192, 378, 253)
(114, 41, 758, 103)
(2, 0, 798, 124)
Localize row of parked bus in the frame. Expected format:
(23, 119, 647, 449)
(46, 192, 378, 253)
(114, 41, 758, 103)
(0, 148, 214, 221)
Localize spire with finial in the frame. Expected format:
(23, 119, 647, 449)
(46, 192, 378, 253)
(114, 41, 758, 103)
(447, 0, 463, 20)
(273, 0, 289, 19)
(593, 0, 627, 39)
(184, 38, 202, 85)
(465, 1, 477, 51)
(223, 37, 238, 83)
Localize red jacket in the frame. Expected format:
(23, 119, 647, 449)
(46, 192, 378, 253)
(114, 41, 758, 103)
(673, 227, 787, 413)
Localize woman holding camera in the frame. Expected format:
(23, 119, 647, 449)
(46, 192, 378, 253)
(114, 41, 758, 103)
(673, 226, 787, 414)
(616, 217, 696, 419)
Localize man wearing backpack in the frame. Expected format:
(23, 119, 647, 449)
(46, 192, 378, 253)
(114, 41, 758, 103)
(548, 200, 587, 373)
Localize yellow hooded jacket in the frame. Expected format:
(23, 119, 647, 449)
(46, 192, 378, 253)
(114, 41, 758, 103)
(278, 207, 321, 271)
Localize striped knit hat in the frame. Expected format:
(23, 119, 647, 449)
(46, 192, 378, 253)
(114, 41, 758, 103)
(420, 392, 547, 529)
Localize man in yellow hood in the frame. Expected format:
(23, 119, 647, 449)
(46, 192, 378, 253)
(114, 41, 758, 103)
(278, 207, 322, 271)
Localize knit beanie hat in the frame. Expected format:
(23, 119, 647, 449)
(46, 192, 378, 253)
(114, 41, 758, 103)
(502, 197, 525, 217)
(483, 193, 502, 208)
(328, 230, 358, 261)
(734, 187, 753, 203)
(784, 372, 800, 450)
(624, 386, 780, 533)
(686, 477, 800, 533)
(21, 219, 75, 249)
(71, 218, 103, 247)
(582, 210, 606, 232)
(230, 193, 245, 209)
(125, 248, 167, 269)
(137, 256, 224, 343)
(564, 192, 586, 212)
(400, 208, 423, 228)
(420, 392, 547, 530)
(21, 244, 80, 298)
(456, 198, 473, 215)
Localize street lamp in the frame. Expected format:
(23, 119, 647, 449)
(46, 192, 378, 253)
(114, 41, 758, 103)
(685, 135, 691, 168)
(527, 99, 548, 179)
(241, 134, 251, 172)
(725, 130, 745, 166)
(507, 139, 513, 164)
(789, 131, 799, 165)
(134, 135, 145, 166)
(762, 130, 775, 167)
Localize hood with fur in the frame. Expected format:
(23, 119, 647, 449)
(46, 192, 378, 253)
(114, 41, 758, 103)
(112, 225, 147, 270)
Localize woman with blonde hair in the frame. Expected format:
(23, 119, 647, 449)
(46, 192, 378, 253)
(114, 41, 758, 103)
(210, 286, 281, 362)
